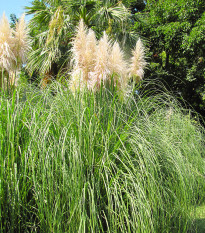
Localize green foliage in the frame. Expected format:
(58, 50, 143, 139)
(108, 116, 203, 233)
(192, 204, 205, 233)
(9, 14, 18, 28)
(25, 0, 72, 76)
(134, 0, 205, 116)
(0, 82, 205, 232)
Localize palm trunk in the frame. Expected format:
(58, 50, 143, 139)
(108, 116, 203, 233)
(41, 71, 52, 88)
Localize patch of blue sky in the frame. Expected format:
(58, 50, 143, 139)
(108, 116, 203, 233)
(0, 0, 32, 22)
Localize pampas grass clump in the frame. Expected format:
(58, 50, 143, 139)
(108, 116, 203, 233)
(69, 20, 146, 95)
(0, 13, 30, 88)
(1, 83, 204, 232)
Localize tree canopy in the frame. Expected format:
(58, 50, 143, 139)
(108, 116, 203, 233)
(134, 0, 205, 116)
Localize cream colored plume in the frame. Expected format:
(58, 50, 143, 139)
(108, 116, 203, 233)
(81, 28, 97, 82)
(109, 41, 128, 89)
(0, 13, 16, 72)
(70, 20, 97, 89)
(13, 14, 31, 67)
(91, 32, 111, 89)
(0, 13, 31, 87)
(70, 20, 147, 95)
(72, 19, 87, 69)
(129, 38, 146, 83)
(69, 68, 86, 92)
(84, 29, 96, 73)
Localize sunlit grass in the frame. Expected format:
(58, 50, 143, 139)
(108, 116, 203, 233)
(0, 82, 205, 232)
(191, 204, 205, 233)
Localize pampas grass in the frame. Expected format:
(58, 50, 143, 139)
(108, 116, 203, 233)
(70, 21, 97, 91)
(0, 82, 204, 232)
(91, 32, 111, 89)
(83, 29, 97, 78)
(0, 13, 30, 89)
(0, 13, 16, 73)
(13, 14, 31, 68)
(69, 20, 146, 95)
(109, 41, 128, 91)
(129, 38, 147, 83)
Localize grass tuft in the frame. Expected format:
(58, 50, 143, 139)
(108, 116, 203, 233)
(0, 82, 204, 232)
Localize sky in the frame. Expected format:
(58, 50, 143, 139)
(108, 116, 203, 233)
(0, 0, 32, 21)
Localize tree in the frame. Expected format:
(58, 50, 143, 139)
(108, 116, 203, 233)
(10, 14, 18, 28)
(133, 0, 205, 116)
(123, 0, 146, 14)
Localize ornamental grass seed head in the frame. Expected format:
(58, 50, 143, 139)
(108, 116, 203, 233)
(69, 68, 86, 92)
(90, 32, 111, 89)
(70, 20, 146, 95)
(70, 19, 97, 87)
(0, 13, 16, 72)
(70, 19, 91, 89)
(13, 14, 31, 68)
(72, 19, 87, 70)
(129, 38, 146, 83)
(109, 41, 128, 90)
(84, 29, 96, 73)
(0, 12, 30, 87)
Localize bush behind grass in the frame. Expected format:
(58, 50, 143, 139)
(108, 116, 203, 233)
(0, 82, 205, 232)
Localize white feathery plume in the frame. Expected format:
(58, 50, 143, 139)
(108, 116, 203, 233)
(70, 20, 147, 95)
(70, 20, 87, 89)
(13, 13, 31, 68)
(84, 29, 96, 74)
(0, 13, 31, 87)
(72, 19, 87, 70)
(71, 19, 97, 85)
(91, 32, 111, 89)
(70, 20, 97, 89)
(80, 28, 97, 83)
(129, 38, 146, 83)
(0, 13, 16, 72)
(109, 41, 128, 89)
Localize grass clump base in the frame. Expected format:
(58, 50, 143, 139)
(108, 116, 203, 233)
(0, 82, 205, 232)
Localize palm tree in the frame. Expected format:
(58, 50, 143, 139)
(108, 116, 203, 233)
(25, 0, 135, 84)
(25, 0, 72, 86)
